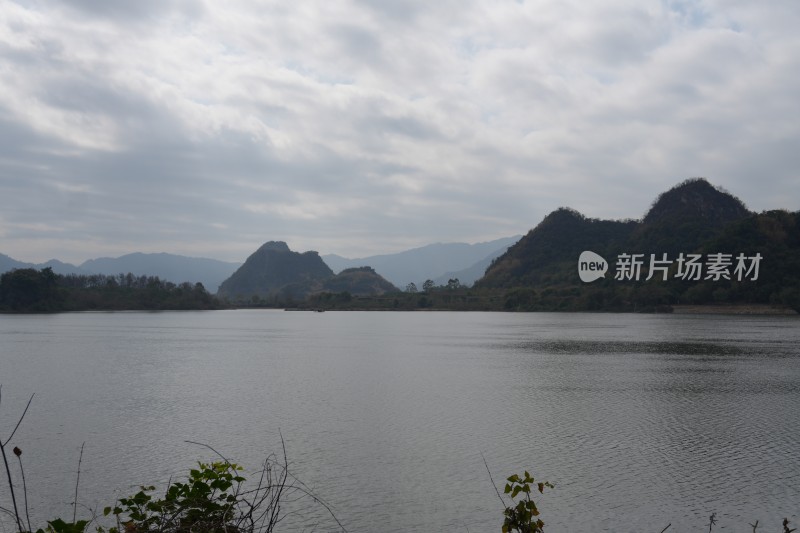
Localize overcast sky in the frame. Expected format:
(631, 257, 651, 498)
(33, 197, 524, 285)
(1, 0, 798, 264)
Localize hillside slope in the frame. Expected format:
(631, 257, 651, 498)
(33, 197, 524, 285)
(476, 178, 799, 312)
(217, 242, 333, 301)
(218, 242, 400, 302)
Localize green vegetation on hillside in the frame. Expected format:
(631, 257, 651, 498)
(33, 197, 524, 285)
(217, 242, 398, 305)
(476, 178, 800, 313)
(478, 207, 638, 289)
(320, 266, 398, 295)
(217, 241, 334, 301)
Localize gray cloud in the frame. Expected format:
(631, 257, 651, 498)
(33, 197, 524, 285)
(1, 0, 799, 264)
(57, 0, 205, 23)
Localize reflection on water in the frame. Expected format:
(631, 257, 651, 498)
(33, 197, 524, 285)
(512, 339, 744, 355)
(0, 311, 798, 532)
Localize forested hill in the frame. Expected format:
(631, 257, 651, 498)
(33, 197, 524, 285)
(217, 241, 334, 301)
(216, 241, 398, 303)
(475, 207, 639, 289)
(477, 178, 800, 312)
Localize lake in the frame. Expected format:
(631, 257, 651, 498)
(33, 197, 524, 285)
(1, 310, 798, 532)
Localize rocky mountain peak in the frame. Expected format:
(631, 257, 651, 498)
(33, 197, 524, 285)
(643, 177, 750, 227)
(256, 241, 291, 253)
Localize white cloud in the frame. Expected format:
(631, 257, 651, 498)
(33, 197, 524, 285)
(1, 0, 799, 263)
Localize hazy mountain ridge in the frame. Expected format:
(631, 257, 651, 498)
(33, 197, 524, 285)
(80, 253, 241, 293)
(0, 253, 91, 276)
(323, 236, 521, 288)
(2, 238, 518, 294)
(432, 244, 517, 287)
(1, 252, 240, 294)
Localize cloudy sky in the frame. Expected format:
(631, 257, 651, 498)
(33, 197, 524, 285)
(1, 0, 798, 264)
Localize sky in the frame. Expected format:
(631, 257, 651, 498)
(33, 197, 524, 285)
(1, 0, 799, 264)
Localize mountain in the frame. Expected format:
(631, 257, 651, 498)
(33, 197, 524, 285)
(643, 178, 750, 227)
(321, 267, 398, 295)
(0, 253, 32, 272)
(81, 252, 240, 293)
(217, 241, 334, 301)
(218, 242, 402, 302)
(432, 241, 518, 287)
(40, 259, 90, 275)
(2, 236, 519, 296)
(322, 236, 521, 289)
(630, 177, 752, 255)
(477, 207, 637, 289)
(1, 253, 90, 276)
(476, 178, 799, 312)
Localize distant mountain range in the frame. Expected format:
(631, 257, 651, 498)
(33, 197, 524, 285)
(81, 253, 241, 294)
(322, 236, 521, 288)
(0, 254, 89, 276)
(0, 252, 241, 294)
(1, 237, 519, 294)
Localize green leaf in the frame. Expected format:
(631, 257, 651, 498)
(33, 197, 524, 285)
(504, 483, 512, 494)
(48, 518, 68, 531)
(103, 506, 112, 517)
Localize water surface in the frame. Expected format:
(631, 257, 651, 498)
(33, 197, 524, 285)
(1, 311, 798, 532)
